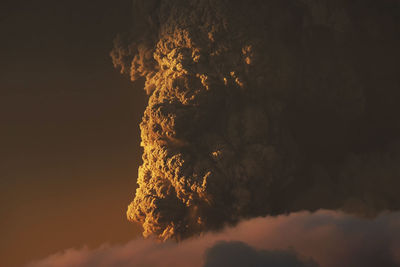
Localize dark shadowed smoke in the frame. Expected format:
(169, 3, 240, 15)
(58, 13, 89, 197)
(203, 241, 318, 267)
(111, 0, 400, 240)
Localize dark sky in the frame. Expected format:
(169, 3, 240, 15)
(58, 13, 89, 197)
(0, 1, 146, 266)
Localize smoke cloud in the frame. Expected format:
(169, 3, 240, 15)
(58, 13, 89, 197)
(111, 0, 400, 240)
(27, 211, 400, 267)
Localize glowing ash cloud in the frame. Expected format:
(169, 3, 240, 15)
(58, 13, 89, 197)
(111, 0, 400, 240)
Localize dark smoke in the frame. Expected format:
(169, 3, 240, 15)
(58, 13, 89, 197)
(111, 0, 400, 240)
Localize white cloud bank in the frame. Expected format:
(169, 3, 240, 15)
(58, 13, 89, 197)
(27, 210, 400, 267)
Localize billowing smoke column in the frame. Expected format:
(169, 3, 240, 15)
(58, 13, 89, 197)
(111, 0, 400, 240)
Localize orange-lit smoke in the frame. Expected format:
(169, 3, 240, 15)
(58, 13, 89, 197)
(111, 0, 400, 240)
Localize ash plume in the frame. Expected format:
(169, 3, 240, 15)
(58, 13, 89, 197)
(111, 0, 400, 240)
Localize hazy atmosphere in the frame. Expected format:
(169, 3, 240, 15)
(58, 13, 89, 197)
(2, 1, 400, 266)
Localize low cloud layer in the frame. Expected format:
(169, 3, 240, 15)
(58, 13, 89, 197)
(111, 0, 400, 240)
(204, 241, 318, 267)
(27, 210, 400, 267)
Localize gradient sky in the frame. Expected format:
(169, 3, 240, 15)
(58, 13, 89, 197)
(3, 1, 400, 267)
(1, 1, 146, 266)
